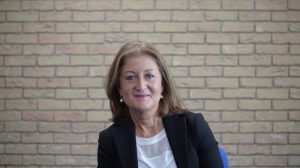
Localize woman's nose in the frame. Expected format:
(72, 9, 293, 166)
(135, 78, 147, 92)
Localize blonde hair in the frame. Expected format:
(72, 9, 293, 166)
(105, 41, 186, 122)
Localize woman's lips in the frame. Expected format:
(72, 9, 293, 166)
(135, 94, 150, 99)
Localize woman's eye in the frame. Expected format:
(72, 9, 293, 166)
(146, 74, 154, 79)
(126, 75, 136, 80)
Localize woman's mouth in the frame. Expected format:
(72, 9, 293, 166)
(135, 94, 150, 99)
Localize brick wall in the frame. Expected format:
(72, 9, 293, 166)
(0, 0, 299, 167)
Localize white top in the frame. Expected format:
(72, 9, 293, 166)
(136, 129, 177, 168)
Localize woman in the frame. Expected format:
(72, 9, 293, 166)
(98, 41, 224, 168)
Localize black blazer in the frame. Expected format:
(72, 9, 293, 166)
(97, 112, 224, 168)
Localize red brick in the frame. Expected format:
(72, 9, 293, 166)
(0, 133, 21, 143)
(206, 11, 237, 21)
(106, 11, 138, 21)
(6, 99, 37, 110)
(55, 0, 87, 10)
(272, 11, 300, 21)
(71, 78, 103, 88)
(205, 100, 237, 110)
(256, 22, 288, 32)
(256, 0, 287, 10)
(54, 111, 86, 121)
(56, 156, 87, 166)
(72, 144, 96, 155)
(5, 56, 36, 65)
(73, 11, 105, 21)
(255, 156, 287, 166)
(275, 78, 300, 87)
(39, 34, 71, 44)
(189, 45, 220, 54)
(256, 44, 288, 54)
(38, 99, 69, 110)
(256, 133, 288, 144)
(190, 67, 222, 77)
(22, 1, 54, 10)
(224, 89, 255, 98)
(273, 122, 300, 132)
(0, 1, 21, 10)
(239, 12, 271, 21)
(240, 122, 272, 132)
(38, 78, 70, 88)
(0, 88, 22, 98)
(156, 1, 188, 9)
(40, 11, 71, 21)
(156, 44, 186, 55)
(89, 44, 120, 54)
(71, 100, 103, 110)
(5, 122, 37, 132)
(0, 23, 23, 33)
(239, 100, 271, 110)
(5, 144, 36, 154)
(23, 155, 55, 165)
(22, 111, 53, 121)
(239, 145, 270, 155)
(222, 44, 254, 54)
(140, 11, 171, 21)
(38, 144, 70, 154)
(24, 67, 55, 77)
(257, 67, 288, 77)
(210, 122, 239, 133)
(0, 45, 22, 55)
(23, 89, 55, 98)
(189, 89, 222, 99)
(39, 122, 71, 133)
(222, 111, 253, 121)
(56, 23, 88, 33)
(184, 100, 204, 110)
(87, 111, 111, 121)
(7, 12, 38, 21)
(289, 0, 300, 9)
(89, 67, 107, 77)
(174, 77, 204, 88)
(190, 0, 221, 9)
(6, 78, 37, 88)
(240, 33, 271, 43)
(90, 23, 121, 33)
(139, 33, 170, 43)
(188, 22, 221, 32)
(172, 11, 204, 21)
(0, 155, 22, 165)
(0, 111, 21, 121)
(54, 133, 86, 143)
(206, 56, 238, 65)
(0, 67, 21, 77)
(38, 56, 69, 65)
(207, 78, 239, 88)
(22, 133, 53, 143)
(56, 44, 87, 54)
(23, 23, 55, 33)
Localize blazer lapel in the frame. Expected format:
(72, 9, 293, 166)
(111, 119, 138, 168)
(163, 115, 188, 168)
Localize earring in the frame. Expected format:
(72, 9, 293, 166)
(120, 97, 123, 102)
(160, 95, 163, 99)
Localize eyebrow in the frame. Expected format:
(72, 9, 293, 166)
(123, 69, 154, 74)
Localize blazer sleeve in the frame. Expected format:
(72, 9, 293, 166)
(186, 112, 224, 168)
(97, 129, 116, 168)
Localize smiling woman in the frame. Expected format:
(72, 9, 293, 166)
(98, 41, 224, 168)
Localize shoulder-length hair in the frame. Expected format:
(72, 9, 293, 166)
(105, 41, 186, 123)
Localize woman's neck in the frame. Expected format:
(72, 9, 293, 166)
(130, 111, 164, 138)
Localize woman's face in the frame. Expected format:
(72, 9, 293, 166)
(118, 54, 163, 114)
